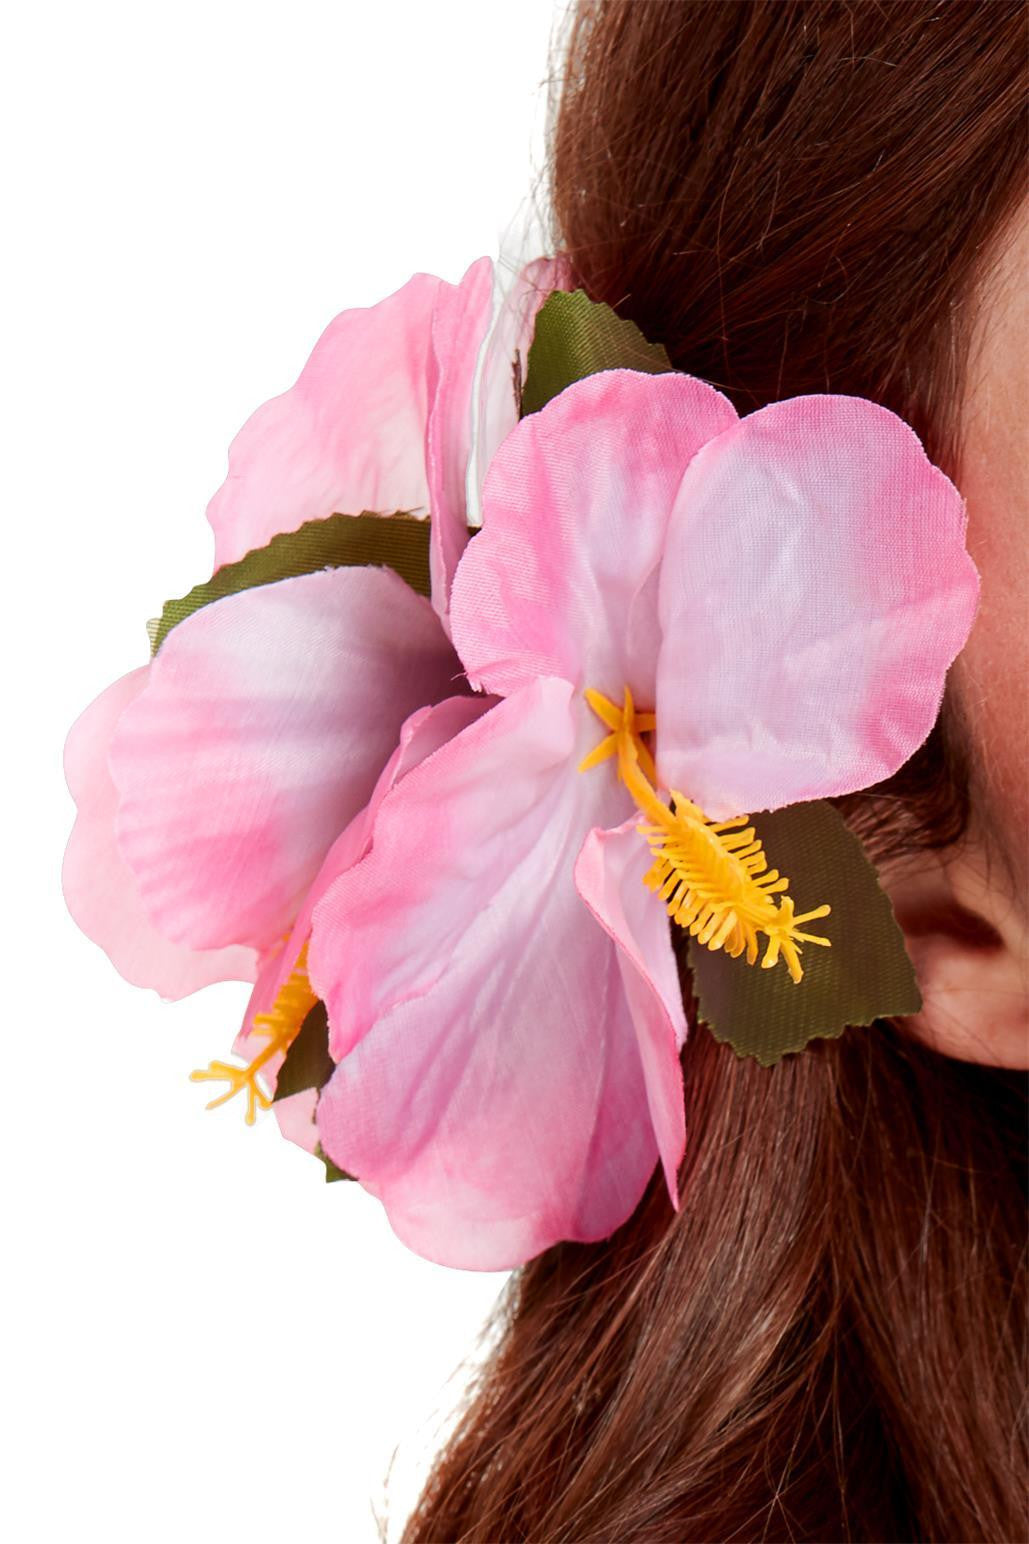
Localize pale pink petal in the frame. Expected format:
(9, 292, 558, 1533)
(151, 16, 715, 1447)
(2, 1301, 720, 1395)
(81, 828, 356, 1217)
(63, 670, 257, 998)
(426, 257, 494, 620)
(239, 692, 493, 1062)
(465, 255, 568, 525)
(233, 944, 283, 1053)
(575, 819, 687, 1207)
(451, 370, 737, 703)
(319, 694, 494, 939)
(227, 695, 491, 1158)
(381, 693, 497, 790)
(228, 693, 493, 1157)
(273, 1089, 320, 1153)
(657, 396, 979, 817)
(206, 274, 443, 567)
(310, 679, 662, 1271)
(110, 567, 461, 956)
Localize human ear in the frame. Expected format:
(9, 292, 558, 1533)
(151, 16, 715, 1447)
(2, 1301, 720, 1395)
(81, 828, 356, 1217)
(882, 833, 1029, 1068)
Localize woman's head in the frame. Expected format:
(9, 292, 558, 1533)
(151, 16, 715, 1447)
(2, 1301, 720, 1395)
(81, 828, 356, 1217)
(405, 4, 1026, 1539)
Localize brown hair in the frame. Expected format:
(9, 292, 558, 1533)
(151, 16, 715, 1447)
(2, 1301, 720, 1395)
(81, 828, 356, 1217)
(404, 5, 1028, 1540)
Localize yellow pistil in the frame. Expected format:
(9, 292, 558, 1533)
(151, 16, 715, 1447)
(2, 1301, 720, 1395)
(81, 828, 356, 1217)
(190, 942, 317, 1122)
(582, 688, 831, 983)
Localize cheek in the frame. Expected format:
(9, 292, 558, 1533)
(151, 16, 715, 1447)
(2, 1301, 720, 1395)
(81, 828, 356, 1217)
(952, 212, 1029, 875)
(885, 205, 1029, 1068)
(952, 508, 1029, 847)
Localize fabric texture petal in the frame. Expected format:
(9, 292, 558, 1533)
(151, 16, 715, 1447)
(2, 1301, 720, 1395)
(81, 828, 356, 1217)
(206, 274, 443, 567)
(235, 692, 493, 1065)
(63, 670, 258, 998)
(465, 254, 567, 526)
(575, 818, 688, 1208)
(273, 1089, 320, 1153)
(110, 567, 462, 955)
(426, 257, 494, 620)
(311, 679, 662, 1270)
(451, 369, 737, 702)
(657, 395, 979, 817)
(230, 694, 494, 1157)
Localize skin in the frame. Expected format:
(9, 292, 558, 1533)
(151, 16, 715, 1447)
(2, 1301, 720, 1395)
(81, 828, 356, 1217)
(883, 199, 1029, 1069)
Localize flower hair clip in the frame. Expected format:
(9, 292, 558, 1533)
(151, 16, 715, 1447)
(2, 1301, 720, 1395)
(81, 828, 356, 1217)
(64, 258, 978, 1269)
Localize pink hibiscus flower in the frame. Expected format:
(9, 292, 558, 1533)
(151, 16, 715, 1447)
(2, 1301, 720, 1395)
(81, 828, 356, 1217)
(307, 368, 978, 1270)
(63, 256, 552, 1017)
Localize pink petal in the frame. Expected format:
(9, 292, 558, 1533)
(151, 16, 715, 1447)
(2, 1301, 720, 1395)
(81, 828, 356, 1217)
(110, 567, 461, 955)
(310, 679, 662, 1270)
(575, 819, 687, 1208)
(234, 941, 285, 1052)
(229, 694, 493, 1157)
(220, 696, 491, 1161)
(206, 274, 443, 567)
(273, 1089, 320, 1153)
(426, 257, 494, 622)
(465, 255, 567, 525)
(451, 370, 737, 703)
(657, 396, 980, 817)
(63, 670, 257, 998)
(237, 692, 493, 1066)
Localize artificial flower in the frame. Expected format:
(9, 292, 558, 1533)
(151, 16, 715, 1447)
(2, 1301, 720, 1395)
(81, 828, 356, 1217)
(307, 368, 978, 1270)
(63, 257, 552, 1013)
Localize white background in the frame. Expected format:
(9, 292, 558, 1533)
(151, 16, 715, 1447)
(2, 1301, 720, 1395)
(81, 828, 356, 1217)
(3, 2, 561, 1538)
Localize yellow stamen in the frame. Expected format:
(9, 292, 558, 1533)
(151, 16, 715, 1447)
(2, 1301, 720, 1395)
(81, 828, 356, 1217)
(579, 687, 658, 784)
(190, 942, 317, 1122)
(582, 689, 831, 982)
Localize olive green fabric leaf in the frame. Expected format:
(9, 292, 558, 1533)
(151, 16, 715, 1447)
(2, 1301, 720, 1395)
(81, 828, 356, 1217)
(520, 289, 673, 417)
(273, 1001, 335, 1103)
(314, 1144, 356, 1184)
(685, 800, 921, 1065)
(149, 511, 432, 654)
(266, 1002, 352, 1179)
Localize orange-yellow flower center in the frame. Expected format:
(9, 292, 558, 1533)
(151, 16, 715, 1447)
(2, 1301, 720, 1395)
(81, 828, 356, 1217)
(580, 687, 831, 983)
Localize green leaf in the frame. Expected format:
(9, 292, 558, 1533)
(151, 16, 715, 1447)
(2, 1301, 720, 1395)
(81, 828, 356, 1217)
(520, 289, 673, 417)
(314, 1144, 355, 1184)
(685, 801, 921, 1066)
(150, 511, 432, 654)
(273, 1001, 335, 1103)
(270, 1006, 353, 1182)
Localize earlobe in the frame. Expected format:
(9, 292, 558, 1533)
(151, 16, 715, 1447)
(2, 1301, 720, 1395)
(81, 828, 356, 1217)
(883, 841, 1029, 1069)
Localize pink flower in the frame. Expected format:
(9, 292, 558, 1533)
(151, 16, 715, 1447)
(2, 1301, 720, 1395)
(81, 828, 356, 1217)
(63, 258, 551, 1007)
(309, 369, 978, 1270)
